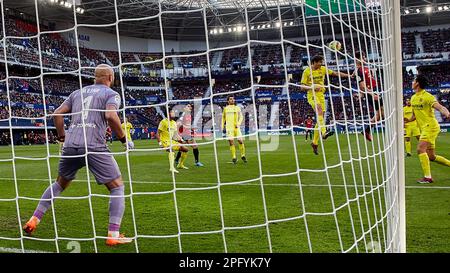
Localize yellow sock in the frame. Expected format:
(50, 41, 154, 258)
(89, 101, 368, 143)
(434, 155, 450, 167)
(318, 115, 326, 135)
(313, 124, 320, 145)
(179, 152, 188, 166)
(168, 152, 175, 169)
(418, 153, 432, 178)
(405, 140, 411, 154)
(230, 145, 236, 159)
(239, 143, 246, 157)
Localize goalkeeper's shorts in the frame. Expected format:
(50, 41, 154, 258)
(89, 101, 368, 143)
(162, 140, 182, 151)
(59, 147, 121, 184)
(307, 92, 326, 111)
(404, 125, 420, 138)
(419, 125, 440, 149)
(226, 128, 242, 139)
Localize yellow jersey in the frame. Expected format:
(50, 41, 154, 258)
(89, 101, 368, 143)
(121, 121, 133, 140)
(411, 89, 439, 130)
(222, 105, 243, 131)
(158, 118, 178, 142)
(301, 66, 334, 95)
(403, 105, 418, 128)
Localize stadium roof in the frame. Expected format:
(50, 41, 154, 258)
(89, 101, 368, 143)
(3, 0, 450, 41)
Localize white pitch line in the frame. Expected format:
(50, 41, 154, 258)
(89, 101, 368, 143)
(0, 247, 52, 253)
(0, 177, 449, 189)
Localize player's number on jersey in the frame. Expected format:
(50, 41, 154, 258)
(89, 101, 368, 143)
(82, 96, 93, 120)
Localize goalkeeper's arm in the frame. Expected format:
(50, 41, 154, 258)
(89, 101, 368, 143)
(53, 103, 71, 142)
(105, 105, 126, 144)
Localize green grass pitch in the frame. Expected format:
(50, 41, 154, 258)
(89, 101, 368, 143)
(0, 132, 449, 253)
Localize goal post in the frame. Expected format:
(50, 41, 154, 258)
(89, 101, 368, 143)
(392, 0, 406, 253)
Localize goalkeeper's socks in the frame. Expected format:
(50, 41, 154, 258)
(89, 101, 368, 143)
(418, 153, 432, 178)
(33, 181, 64, 220)
(433, 155, 450, 167)
(239, 143, 246, 157)
(109, 185, 125, 234)
(193, 148, 199, 163)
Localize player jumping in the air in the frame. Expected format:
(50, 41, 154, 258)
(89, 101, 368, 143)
(175, 104, 204, 167)
(403, 98, 420, 157)
(23, 64, 133, 246)
(121, 118, 134, 149)
(301, 55, 352, 155)
(157, 108, 189, 172)
(304, 116, 314, 141)
(354, 51, 384, 142)
(404, 75, 450, 184)
(222, 96, 246, 164)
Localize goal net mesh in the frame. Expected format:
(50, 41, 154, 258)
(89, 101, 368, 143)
(0, 0, 403, 253)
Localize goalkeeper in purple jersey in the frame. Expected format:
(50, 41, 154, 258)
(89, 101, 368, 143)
(23, 64, 133, 246)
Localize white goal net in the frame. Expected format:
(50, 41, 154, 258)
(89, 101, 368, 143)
(0, 0, 404, 253)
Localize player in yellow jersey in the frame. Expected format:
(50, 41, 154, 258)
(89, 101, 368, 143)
(403, 98, 420, 157)
(404, 75, 450, 183)
(121, 118, 134, 149)
(222, 96, 246, 164)
(157, 108, 189, 173)
(301, 55, 352, 155)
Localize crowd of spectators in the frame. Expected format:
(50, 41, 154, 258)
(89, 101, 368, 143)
(421, 28, 450, 53)
(402, 31, 418, 55)
(177, 51, 208, 68)
(219, 47, 248, 69)
(172, 83, 209, 100)
(125, 88, 166, 105)
(252, 44, 284, 66)
(0, 130, 57, 146)
(416, 65, 450, 87)
(0, 132, 10, 145)
(1, 14, 450, 146)
(3, 15, 450, 78)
